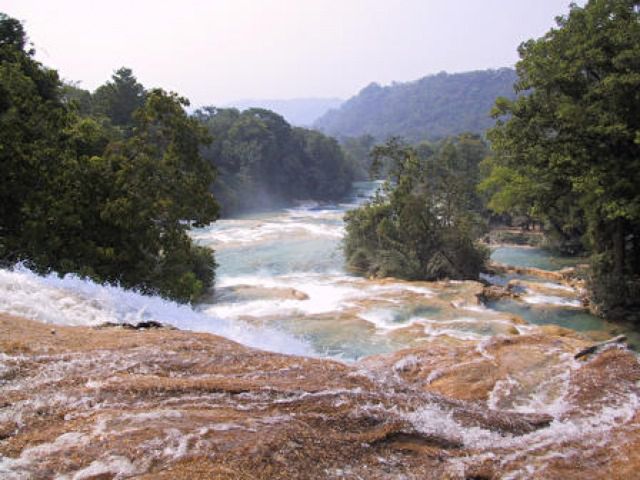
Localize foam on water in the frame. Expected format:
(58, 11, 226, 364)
(212, 273, 366, 316)
(0, 181, 608, 361)
(0, 266, 313, 356)
(407, 386, 640, 478)
(522, 294, 582, 308)
(357, 309, 421, 331)
(191, 204, 345, 249)
(538, 282, 575, 292)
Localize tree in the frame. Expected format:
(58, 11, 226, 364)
(53, 89, 219, 301)
(341, 134, 376, 180)
(61, 82, 93, 116)
(196, 106, 355, 216)
(0, 14, 219, 302)
(344, 136, 489, 280)
(0, 12, 71, 263)
(92, 67, 145, 127)
(486, 0, 640, 317)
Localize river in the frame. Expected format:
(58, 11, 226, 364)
(0, 181, 631, 359)
(3, 182, 640, 479)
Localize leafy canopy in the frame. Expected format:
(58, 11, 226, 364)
(484, 0, 640, 316)
(196, 107, 355, 216)
(344, 135, 489, 281)
(0, 13, 218, 302)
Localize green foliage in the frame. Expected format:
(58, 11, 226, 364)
(485, 0, 640, 316)
(0, 14, 218, 302)
(61, 82, 93, 116)
(92, 67, 145, 128)
(315, 69, 518, 143)
(0, 12, 70, 263)
(340, 134, 377, 180)
(344, 135, 489, 280)
(195, 107, 355, 215)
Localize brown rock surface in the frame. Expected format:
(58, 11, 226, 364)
(2, 313, 640, 479)
(488, 260, 576, 283)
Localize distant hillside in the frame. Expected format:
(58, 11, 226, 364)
(314, 68, 517, 142)
(225, 97, 343, 126)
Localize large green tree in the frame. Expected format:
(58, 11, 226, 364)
(46, 90, 219, 301)
(0, 13, 219, 302)
(344, 135, 489, 280)
(0, 12, 71, 263)
(485, 0, 640, 317)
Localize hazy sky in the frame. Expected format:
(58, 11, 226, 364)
(1, 0, 583, 107)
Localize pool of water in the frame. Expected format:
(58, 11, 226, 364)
(491, 246, 585, 271)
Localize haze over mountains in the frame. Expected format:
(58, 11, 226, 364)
(224, 97, 343, 126)
(225, 68, 518, 139)
(314, 68, 518, 142)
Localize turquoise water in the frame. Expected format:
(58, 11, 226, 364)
(487, 298, 606, 332)
(490, 246, 584, 271)
(190, 184, 628, 358)
(490, 245, 640, 348)
(0, 182, 633, 360)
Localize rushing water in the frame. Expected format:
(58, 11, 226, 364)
(190, 181, 624, 357)
(3, 183, 640, 480)
(0, 181, 626, 359)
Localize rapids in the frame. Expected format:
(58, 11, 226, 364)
(2, 182, 640, 479)
(0, 181, 630, 359)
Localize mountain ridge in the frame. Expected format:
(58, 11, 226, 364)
(314, 68, 518, 142)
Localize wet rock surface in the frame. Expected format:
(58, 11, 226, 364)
(2, 314, 640, 479)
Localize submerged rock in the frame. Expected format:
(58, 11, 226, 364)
(488, 260, 577, 283)
(1, 313, 640, 479)
(211, 285, 310, 302)
(477, 285, 519, 302)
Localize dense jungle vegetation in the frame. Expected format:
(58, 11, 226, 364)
(0, 15, 218, 302)
(194, 107, 354, 216)
(314, 68, 518, 143)
(0, 13, 353, 300)
(344, 134, 489, 280)
(481, 0, 640, 319)
(343, 0, 640, 322)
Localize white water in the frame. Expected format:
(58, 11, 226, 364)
(0, 181, 613, 359)
(0, 265, 312, 356)
(1, 181, 639, 479)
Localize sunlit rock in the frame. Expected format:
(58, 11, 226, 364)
(3, 314, 639, 479)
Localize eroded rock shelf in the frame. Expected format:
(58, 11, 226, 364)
(2, 314, 640, 479)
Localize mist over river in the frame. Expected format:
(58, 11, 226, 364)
(0, 182, 628, 360)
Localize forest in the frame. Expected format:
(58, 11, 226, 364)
(194, 107, 354, 215)
(482, 0, 640, 319)
(2, 0, 639, 322)
(343, 0, 640, 321)
(0, 13, 354, 301)
(314, 68, 518, 143)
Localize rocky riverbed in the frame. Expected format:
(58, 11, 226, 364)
(2, 313, 640, 479)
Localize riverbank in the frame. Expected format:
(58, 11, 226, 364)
(482, 242, 640, 350)
(2, 313, 640, 479)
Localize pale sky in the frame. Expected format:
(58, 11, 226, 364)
(1, 0, 583, 108)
